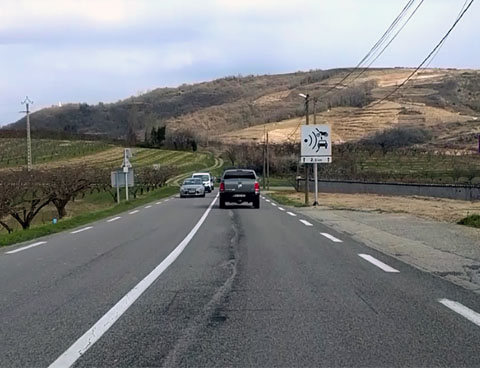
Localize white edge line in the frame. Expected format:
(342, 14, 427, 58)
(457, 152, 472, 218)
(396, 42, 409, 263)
(299, 219, 313, 226)
(266, 199, 271, 203)
(358, 254, 399, 273)
(271, 203, 277, 207)
(6, 241, 47, 254)
(278, 207, 285, 211)
(155, 202, 162, 205)
(287, 212, 297, 217)
(129, 210, 139, 215)
(107, 217, 121, 223)
(438, 299, 480, 327)
(48, 193, 219, 368)
(320, 232, 343, 243)
(145, 205, 152, 209)
(70, 226, 93, 234)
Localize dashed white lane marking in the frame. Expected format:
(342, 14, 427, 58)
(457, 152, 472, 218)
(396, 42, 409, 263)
(358, 254, 399, 273)
(70, 227, 93, 234)
(156, 201, 162, 205)
(287, 212, 297, 217)
(165, 199, 170, 202)
(278, 207, 285, 211)
(320, 233, 343, 243)
(145, 205, 152, 209)
(6, 241, 47, 254)
(271, 203, 277, 207)
(299, 219, 313, 226)
(266, 199, 271, 203)
(107, 217, 121, 223)
(48, 194, 220, 368)
(129, 210, 139, 215)
(439, 299, 480, 327)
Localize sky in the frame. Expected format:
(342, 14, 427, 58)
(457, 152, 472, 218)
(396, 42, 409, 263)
(0, 0, 478, 126)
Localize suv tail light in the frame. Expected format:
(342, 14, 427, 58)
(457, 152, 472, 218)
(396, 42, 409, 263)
(254, 181, 260, 194)
(219, 182, 225, 193)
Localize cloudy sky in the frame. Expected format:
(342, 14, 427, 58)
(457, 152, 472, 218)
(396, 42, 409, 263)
(0, 0, 477, 126)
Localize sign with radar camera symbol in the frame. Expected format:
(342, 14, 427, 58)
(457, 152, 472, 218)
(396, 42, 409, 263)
(301, 125, 332, 159)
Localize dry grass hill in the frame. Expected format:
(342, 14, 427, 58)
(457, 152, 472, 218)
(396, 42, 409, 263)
(5, 68, 480, 152)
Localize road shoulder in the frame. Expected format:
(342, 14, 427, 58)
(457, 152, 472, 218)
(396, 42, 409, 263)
(269, 191, 480, 293)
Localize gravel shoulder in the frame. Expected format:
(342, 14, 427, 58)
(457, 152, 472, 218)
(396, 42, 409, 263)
(270, 190, 480, 293)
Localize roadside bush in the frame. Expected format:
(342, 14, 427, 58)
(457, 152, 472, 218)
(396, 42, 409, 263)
(359, 126, 432, 153)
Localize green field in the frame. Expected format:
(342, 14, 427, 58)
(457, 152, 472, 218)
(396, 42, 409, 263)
(0, 138, 112, 168)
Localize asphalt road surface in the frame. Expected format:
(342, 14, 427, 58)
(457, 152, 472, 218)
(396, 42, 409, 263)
(1, 190, 480, 367)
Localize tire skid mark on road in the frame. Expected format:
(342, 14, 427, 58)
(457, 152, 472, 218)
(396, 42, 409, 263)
(358, 254, 399, 273)
(439, 299, 480, 327)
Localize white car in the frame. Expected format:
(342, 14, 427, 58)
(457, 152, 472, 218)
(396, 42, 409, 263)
(192, 172, 214, 192)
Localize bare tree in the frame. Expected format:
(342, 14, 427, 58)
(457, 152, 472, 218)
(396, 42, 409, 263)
(3, 170, 52, 230)
(43, 166, 94, 219)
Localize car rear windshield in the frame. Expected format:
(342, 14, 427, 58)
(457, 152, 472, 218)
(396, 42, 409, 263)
(193, 175, 209, 181)
(184, 179, 202, 185)
(223, 171, 256, 180)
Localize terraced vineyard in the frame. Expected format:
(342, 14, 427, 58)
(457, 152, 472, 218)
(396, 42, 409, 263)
(0, 138, 112, 168)
(0, 137, 215, 176)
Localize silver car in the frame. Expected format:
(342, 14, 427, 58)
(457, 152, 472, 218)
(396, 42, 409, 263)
(180, 178, 206, 198)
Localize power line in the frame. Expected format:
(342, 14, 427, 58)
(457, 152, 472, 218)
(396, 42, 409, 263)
(371, 0, 475, 107)
(315, 0, 418, 100)
(348, 0, 425, 86)
(424, 0, 469, 69)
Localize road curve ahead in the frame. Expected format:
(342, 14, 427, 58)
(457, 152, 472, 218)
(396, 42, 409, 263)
(1, 191, 480, 367)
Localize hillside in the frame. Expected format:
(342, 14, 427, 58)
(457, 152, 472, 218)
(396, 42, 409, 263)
(5, 68, 480, 149)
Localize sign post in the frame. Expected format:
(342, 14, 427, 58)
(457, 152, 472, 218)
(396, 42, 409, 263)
(301, 125, 332, 206)
(122, 148, 133, 201)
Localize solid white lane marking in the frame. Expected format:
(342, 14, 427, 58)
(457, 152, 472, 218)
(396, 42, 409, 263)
(49, 194, 219, 368)
(266, 199, 271, 203)
(320, 233, 343, 243)
(439, 299, 480, 327)
(129, 210, 139, 215)
(358, 254, 399, 273)
(155, 202, 162, 205)
(278, 207, 285, 211)
(107, 217, 121, 223)
(300, 220, 313, 226)
(271, 203, 277, 207)
(145, 205, 152, 209)
(287, 212, 297, 217)
(70, 227, 93, 234)
(6, 241, 47, 254)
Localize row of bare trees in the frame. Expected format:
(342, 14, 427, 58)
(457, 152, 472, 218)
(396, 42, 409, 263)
(0, 165, 177, 233)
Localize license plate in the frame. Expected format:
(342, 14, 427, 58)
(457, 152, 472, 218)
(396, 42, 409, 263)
(188, 190, 195, 193)
(233, 194, 246, 198)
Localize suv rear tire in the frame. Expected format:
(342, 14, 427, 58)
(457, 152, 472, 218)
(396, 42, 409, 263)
(219, 197, 226, 209)
(253, 196, 260, 209)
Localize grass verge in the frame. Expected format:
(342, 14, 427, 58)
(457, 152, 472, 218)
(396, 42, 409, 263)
(268, 190, 309, 207)
(458, 214, 480, 228)
(0, 186, 178, 248)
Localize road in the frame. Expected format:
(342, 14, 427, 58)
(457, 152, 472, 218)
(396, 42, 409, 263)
(1, 190, 480, 367)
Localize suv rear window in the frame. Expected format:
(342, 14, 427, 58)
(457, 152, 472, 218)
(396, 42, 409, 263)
(223, 171, 256, 180)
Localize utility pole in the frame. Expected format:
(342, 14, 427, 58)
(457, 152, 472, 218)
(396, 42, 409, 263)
(313, 97, 319, 206)
(262, 124, 267, 189)
(21, 96, 33, 171)
(266, 131, 270, 190)
(304, 94, 309, 205)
